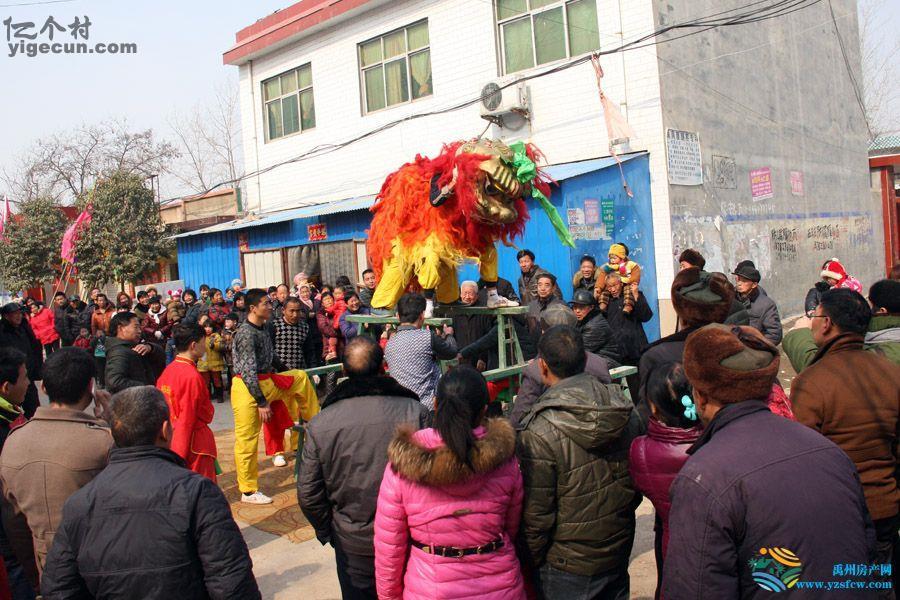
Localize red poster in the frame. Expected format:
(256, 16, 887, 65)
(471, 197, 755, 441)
(790, 171, 804, 196)
(308, 223, 327, 242)
(238, 232, 249, 253)
(750, 167, 774, 201)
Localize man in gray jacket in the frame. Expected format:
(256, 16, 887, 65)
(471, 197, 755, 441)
(299, 336, 427, 600)
(733, 263, 782, 345)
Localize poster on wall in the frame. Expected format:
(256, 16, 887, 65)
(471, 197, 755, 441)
(238, 232, 249, 253)
(790, 170, 804, 196)
(307, 223, 328, 241)
(750, 167, 774, 201)
(666, 129, 703, 186)
(584, 199, 600, 224)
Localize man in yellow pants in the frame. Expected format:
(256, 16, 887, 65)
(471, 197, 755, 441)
(231, 288, 319, 504)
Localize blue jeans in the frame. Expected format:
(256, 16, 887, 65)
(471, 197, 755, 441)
(536, 563, 629, 600)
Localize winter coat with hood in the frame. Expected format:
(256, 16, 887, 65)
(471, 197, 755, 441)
(29, 307, 59, 346)
(40, 446, 260, 600)
(575, 307, 622, 367)
(299, 376, 427, 569)
(517, 372, 641, 576)
(790, 333, 900, 521)
(375, 419, 526, 600)
(784, 314, 900, 371)
(628, 418, 702, 557)
(662, 401, 875, 599)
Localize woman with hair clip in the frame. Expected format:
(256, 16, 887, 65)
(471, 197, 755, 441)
(374, 366, 525, 600)
(629, 363, 703, 600)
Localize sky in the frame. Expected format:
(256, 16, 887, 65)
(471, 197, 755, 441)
(1, 0, 899, 203)
(0, 0, 288, 200)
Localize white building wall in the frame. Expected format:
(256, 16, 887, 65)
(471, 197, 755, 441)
(234, 0, 671, 294)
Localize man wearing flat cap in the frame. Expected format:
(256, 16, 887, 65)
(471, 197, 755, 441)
(732, 261, 782, 345)
(663, 324, 876, 598)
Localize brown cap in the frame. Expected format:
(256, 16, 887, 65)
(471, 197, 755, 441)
(684, 323, 779, 405)
(671, 268, 735, 327)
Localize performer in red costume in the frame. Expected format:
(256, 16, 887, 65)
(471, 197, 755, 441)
(156, 322, 218, 482)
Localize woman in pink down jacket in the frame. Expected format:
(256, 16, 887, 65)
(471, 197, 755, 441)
(374, 366, 525, 600)
(629, 363, 702, 600)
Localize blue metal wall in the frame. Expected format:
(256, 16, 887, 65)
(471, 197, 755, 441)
(176, 230, 241, 292)
(177, 156, 658, 339)
(461, 154, 659, 340)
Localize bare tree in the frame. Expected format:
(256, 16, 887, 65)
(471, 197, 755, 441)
(167, 77, 244, 195)
(0, 119, 178, 203)
(860, 0, 900, 138)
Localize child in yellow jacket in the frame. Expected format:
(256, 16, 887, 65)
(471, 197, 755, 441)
(595, 242, 642, 314)
(202, 322, 225, 402)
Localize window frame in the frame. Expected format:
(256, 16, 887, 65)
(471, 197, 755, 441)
(261, 63, 316, 143)
(358, 19, 432, 115)
(495, 0, 600, 75)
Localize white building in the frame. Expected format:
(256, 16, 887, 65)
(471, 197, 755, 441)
(181, 0, 876, 331)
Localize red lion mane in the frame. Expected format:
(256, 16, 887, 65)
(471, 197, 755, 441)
(367, 141, 549, 280)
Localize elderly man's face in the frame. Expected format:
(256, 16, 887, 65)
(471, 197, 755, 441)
(460, 285, 478, 305)
(606, 277, 623, 297)
(536, 278, 553, 300)
(734, 275, 756, 295)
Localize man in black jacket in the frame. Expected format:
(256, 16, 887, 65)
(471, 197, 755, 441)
(41, 385, 260, 599)
(299, 337, 427, 599)
(104, 312, 165, 394)
(571, 289, 621, 368)
(0, 303, 42, 418)
(51, 292, 75, 346)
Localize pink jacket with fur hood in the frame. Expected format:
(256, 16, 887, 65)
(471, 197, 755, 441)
(374, 419, 526, 600)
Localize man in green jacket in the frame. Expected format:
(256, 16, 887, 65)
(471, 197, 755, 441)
(784, 278, 900, 372)
(517, 325, 641, 599)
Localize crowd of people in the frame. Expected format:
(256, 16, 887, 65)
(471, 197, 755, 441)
(0, 245, 894, 599)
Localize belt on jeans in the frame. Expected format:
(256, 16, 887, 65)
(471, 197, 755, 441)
(411, 538, 503, 557)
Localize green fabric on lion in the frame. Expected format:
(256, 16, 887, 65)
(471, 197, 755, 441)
(506, 141, 575, 248)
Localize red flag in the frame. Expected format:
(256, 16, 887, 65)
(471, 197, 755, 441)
(61, 207, 92, 264)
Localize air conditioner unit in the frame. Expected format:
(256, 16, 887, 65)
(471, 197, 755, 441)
(479, 81, 530, 123)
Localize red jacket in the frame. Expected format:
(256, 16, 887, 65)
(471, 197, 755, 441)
(156, 357, 216, 481)
(629, 419, 702, 559)
(29, 307, 59, 346)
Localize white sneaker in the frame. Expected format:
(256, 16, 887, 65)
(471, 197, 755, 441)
(486, 290, 519, 308)
(272, 454, 287, 467)
(241, 491, 273, 505)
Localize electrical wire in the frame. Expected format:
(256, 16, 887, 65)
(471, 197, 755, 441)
(0, 0, 75, 7)
(826, 0, 872, 140)
(191, 0, 826, 200)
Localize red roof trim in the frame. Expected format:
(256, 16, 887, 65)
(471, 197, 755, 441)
(870, 155, 900, 168)
(224, 0, 375, 66)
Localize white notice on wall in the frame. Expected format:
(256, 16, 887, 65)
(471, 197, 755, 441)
(666, 129, 703, 186)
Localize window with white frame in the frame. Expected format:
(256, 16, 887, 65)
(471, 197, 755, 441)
(359, 20, 432, 113)
(263, 64, 315, 141)
(496, 0, 600, 74)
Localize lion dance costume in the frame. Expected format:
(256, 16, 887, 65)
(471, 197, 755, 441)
(368, 139, 573, 311)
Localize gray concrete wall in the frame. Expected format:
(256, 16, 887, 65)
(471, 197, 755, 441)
(654, 0, 882, 317)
